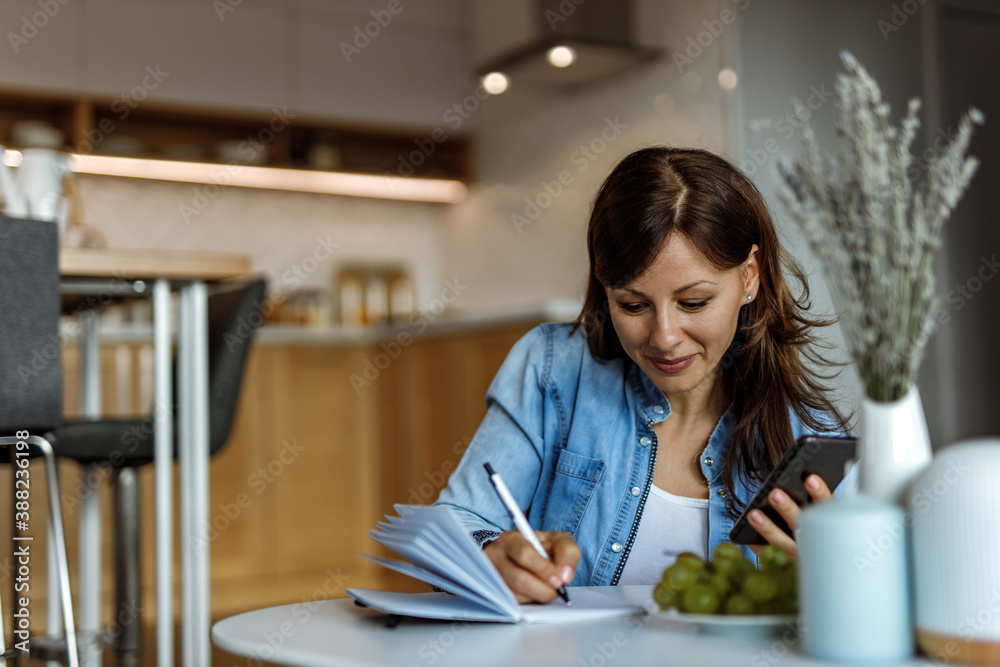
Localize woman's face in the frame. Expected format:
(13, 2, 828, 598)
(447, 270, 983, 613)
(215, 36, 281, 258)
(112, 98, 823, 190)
(605, 233, 759, 403)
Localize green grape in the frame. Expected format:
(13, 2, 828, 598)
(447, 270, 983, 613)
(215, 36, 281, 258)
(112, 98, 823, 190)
(712, 556, 741, 579)
(656, 542, 799, 616)
(715, 554, 753, 583)
(661, 563, 701, 593)
(675, 552, 707, 571)
(708, 571, 732, 597)
(742, 572, 779, 603)
(759, 544, 789, 570)
(775, 569, 796, 598)
(682, 584, 721, 614)
(723, 593, 754, 615)
(712, 542, 744, 561)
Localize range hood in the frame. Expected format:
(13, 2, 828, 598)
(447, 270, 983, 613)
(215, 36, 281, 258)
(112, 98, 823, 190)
(475, 0, 660, 90)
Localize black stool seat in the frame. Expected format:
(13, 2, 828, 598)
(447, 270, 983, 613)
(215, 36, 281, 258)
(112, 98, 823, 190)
(54, 278, 266, 465)
(54, 419, 157, 466)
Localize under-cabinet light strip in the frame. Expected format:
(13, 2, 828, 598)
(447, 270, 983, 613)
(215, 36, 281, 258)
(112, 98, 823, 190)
(41, 153, 467, 203)
(68, 154, 467, 203)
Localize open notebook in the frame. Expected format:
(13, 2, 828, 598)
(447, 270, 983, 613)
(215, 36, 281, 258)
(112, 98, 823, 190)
(347, 504, 649, 623)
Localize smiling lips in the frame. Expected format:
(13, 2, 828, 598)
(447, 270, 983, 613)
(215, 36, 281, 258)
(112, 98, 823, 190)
(648, 354, 695, 374)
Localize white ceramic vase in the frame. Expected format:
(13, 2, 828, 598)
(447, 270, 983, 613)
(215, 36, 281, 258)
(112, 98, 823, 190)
(859, 385, 933, 504)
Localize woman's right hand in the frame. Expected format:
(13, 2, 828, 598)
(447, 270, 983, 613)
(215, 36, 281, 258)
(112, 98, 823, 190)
(482, 530, 580, 604)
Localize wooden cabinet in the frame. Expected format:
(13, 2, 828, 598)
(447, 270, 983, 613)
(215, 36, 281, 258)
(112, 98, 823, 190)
(0, 90, 473, 181)
(201, 342, 388, 614)
(82, 0, 288, 113)
(375, 324, 534, 513)
(216, 322, 536, 606)
(0, 0, 472, 130)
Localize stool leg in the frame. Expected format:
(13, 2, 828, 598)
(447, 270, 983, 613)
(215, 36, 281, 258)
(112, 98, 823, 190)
(112, 468, 142, 667)
(2, 435, 77, 667)
(30, 436, 79, 667)
(5, 463, 18, 667)
(9, 462, 24, 667)
(0, 549, 6, 664)
(77, 309, 102, 667)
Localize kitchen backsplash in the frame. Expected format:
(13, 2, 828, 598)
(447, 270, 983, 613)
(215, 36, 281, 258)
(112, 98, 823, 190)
(74, 173, 448, 322)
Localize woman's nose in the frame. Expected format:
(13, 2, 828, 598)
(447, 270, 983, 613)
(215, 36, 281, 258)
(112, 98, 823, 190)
(648, 309, 680, 351)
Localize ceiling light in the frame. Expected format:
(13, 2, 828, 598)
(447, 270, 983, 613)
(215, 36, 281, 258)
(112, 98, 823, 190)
(546, 45, 577, 68)
(481, 72, 510, 95)
(718, 68, 738, 91)
(66, 154, 467, 204)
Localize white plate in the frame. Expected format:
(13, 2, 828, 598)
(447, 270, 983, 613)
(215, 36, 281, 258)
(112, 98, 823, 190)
(659, 609, 798, 635)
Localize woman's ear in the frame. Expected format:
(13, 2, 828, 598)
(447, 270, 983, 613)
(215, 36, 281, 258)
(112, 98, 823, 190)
(743, 244, 761, 297)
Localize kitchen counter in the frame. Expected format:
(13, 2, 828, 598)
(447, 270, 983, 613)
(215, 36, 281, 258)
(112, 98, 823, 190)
(257, 298, 581, 345)
(59, 299, 582, 345)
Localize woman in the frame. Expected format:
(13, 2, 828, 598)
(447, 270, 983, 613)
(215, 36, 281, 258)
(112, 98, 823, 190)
(433, 146, 850, 603)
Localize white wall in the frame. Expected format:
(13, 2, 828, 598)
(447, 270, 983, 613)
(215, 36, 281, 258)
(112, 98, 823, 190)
(733, 0, 926, 416)
(920, 0, 1000, 445)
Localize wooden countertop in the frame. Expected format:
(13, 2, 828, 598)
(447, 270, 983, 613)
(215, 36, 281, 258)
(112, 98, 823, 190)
(60, 247, 252, 280)
(57, 300, 584, 346)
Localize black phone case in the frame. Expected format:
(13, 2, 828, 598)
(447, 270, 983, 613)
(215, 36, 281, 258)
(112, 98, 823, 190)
(729, 435, 857, 545)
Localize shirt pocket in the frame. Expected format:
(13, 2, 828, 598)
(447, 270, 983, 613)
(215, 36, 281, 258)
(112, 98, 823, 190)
(541, 449, 605, 535)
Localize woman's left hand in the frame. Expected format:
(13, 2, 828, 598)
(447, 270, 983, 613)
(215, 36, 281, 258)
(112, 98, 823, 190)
(748, 474, 832, 560)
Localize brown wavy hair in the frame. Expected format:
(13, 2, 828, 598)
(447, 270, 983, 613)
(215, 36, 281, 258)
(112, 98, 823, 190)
(572, 146, 850, 516)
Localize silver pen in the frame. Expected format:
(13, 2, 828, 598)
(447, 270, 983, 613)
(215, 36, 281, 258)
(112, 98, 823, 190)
(484, 462, 571, 605)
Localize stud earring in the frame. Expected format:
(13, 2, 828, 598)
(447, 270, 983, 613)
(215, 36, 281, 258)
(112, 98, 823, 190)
(746, 294, 752, 301)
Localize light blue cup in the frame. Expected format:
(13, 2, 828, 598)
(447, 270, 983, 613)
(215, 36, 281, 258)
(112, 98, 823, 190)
(797, 494, 914, 662)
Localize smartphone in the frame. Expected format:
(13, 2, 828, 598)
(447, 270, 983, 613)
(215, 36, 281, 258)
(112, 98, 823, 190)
(729, 434, 857, 545)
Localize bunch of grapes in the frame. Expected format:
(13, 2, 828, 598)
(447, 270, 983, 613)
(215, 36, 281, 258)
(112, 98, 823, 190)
(653, 543, 797, 615)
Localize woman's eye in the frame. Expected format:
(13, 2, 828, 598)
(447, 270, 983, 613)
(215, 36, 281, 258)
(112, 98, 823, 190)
(679, 299, 709, 310)
(617, 302, 644, 313)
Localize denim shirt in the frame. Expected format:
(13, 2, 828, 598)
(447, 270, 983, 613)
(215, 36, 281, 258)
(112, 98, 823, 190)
(434, 322, 848, 586)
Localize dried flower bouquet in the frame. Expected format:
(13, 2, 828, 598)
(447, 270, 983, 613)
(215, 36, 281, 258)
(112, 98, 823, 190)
(778, 52, 983, 403)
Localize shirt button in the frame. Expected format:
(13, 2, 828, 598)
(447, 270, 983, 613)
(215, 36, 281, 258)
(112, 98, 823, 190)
(639, 436, 651, 447)
(704, 456, 714, 467)
(630, 486, 641, 497)
(717, 488, 728, 498)
(611, 542, 623, 553)
(652, 405, 665, 415)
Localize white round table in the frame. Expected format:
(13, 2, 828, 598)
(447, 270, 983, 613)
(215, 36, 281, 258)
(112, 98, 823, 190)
(212, 589, 935, 667)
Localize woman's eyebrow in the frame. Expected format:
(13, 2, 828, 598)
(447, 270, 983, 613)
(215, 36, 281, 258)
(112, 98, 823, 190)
(673, 280, 716, 294)
(614, 280, 716, 297)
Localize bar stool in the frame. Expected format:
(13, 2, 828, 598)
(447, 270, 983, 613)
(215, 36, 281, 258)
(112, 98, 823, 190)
(0, 215, 79, 667)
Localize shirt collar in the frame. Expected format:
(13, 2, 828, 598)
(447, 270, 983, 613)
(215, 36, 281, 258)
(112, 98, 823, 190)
(628, 363, 672, 425)
(703, 404, 736, 477)
(629, 364, 736, 475)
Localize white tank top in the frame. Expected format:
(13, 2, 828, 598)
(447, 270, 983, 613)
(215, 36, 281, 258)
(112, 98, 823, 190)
(616, 484, 710, 585)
